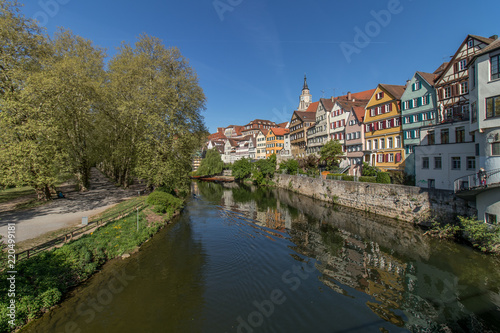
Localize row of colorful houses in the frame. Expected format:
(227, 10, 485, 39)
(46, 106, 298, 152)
(206, 34, 500, 223)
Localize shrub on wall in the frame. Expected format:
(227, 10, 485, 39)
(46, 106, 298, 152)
(359, 176, 377, 183)
(376, 172, 391, 184)
(147, 191, 183, 214)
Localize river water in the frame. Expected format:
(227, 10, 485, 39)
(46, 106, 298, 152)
(22, 182, 500, 333)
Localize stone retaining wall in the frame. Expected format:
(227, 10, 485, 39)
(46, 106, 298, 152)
(274, 174, 477, 224)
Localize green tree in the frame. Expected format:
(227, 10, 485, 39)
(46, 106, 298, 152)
(102, 34, 207, 191)
(278, 159, 298, 175)
(361, 162, 379, 177)
(196, 148, 224, 177)
(0, 0, 61, 200)
(232, 158, 252, 180)
(26, 29, 107, 191)
(318, 140, 343, 170)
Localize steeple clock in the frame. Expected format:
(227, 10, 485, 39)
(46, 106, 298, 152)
(298, 75, 312, 111)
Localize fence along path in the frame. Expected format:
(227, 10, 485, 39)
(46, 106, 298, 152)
(15, 201, 146, 261)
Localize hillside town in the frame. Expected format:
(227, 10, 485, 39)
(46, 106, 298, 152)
(204, 34, 500, 225)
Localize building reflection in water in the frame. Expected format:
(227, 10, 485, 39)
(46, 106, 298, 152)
(194, 181, 500, 332)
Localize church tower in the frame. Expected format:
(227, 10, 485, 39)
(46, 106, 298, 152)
(298, 75, 312, 111)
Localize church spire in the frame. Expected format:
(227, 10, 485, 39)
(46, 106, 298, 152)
(303, 74, 309, 90)
(298, 75, 312, 111)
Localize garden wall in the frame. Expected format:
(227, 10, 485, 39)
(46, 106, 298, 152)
(274, 174, 477, 224)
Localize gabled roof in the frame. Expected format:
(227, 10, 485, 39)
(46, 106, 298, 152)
(319, 98, 334, 111)
(331, 89, 376, 104)
(208, 132, 227, 140)
(269, 128, 289, 136)
(379, 84, 405, 99)
(435, 34, 497, 84)
(294, 111, 315, 122)
(306, 101, 319, 112)
(468, 38, 500, 65)
(416, 71, 438, 86)
(257, 128, 269, 136)
(278, 122, 289, 128)
(352, 106, 366, 122)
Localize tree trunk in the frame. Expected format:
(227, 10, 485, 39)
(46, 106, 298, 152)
(34, 184, 52, 201)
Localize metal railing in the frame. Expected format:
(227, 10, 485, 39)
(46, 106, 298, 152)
(454, 168, 500, 193)
(15, 203, 146, 261)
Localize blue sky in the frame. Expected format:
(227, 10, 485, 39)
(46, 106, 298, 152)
(19, 0, 500, 133)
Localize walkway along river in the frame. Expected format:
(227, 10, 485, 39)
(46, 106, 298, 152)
(21, 182, 500, 332)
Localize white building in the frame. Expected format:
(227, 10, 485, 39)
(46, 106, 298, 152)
(415, 121, 475, 190)
(459, 37, 500, 223)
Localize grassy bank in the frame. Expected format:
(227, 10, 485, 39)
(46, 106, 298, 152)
(0, 191, 183, 332)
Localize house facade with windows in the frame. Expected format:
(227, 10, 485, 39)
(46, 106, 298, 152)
(329, 100, 349, 158)
(290, 110, 316, 158)
(401, 71, 438, 177)
(434, 35, 496, 124)
(415, 121, 475, 190)
(364, 84, 405, 171)
(266, 128, 289, 158)
(345, 104, 369, 176)
(256, 129, 269, 160)
(307, 98, 333, 155)
(466, 38, 500, 223)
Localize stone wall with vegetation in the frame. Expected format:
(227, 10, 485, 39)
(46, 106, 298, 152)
(275, 174, 477, 224)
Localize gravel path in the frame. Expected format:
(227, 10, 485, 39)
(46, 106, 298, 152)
(0, 168, 146, 242)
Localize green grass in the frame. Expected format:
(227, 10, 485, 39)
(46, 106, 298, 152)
(0, 186, 35, 204)
(91, 196, 147, 222)
(0, 196, 171, 332)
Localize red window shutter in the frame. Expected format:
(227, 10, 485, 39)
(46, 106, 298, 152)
(389, 103, 393, 112)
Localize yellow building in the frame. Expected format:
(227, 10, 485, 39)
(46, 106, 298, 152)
(364, 84, 406, 171)
(266, 128, 289, 158)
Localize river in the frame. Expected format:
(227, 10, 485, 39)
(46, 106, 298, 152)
(21, 181, 500, 332)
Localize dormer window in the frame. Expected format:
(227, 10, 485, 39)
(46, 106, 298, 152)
(376, 91, 384, 100)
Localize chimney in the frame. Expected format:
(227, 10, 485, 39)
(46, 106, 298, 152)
(406, 80, 411, 87)
(347, 91, 351, 101)
(331, 96, 334, 102)
(490, 35, 498, 40)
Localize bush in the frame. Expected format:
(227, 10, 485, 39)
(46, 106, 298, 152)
(147, 191, 183, 214)
(232, 158, 252, 180)
(459, 216, 500, 253)
(362, 162, 379, 176)
(342, 175, 354, 181)
(359, 176, 376, 183)
(279, 159, 298, 175)
(376, 172, 391, 184)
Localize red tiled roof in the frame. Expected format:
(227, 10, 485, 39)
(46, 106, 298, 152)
(208, 132, 227, 140)
(306, 101, 319, 112)
(320, 98, 334, 111)
(352, 106, 366, 122)
(379, 84, 406, 99)
(269, 128, 289, 136)
(278, 122, 289, 128)
(416, 71, 438, 86)
(294, 111, 315, 121)
(433, 62, 448, 76)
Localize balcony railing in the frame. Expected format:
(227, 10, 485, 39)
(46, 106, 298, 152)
(454, 168, 500, 193)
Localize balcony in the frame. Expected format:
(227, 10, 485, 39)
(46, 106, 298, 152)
(454, 168, 500, 200)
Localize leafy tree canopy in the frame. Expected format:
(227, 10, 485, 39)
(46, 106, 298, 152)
(196, 148, 224, 177)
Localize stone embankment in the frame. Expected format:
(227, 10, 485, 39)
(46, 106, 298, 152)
(274, 174, 477, 224)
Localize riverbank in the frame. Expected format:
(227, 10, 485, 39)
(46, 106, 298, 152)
(274, 174, 477, 225)
(0, 192, 183, 333)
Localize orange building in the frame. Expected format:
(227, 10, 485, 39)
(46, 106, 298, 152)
(266, 128, 289, 158)
(364, 84, 406, 171)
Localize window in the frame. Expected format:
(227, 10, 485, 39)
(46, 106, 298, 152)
(423, 94, 430, 105)
(428, 131, 435, 145)
(422, 112, 428, 121)
(412, 80, 421, 91)
(413, 98, 419, 108)
(380, 138, 385, 149)
(451, 157, 461, 170)
(460, 81, 468, 95)
(434, 156, 442, 169)
(467, 40, 474, 48)
(466, 156, 476, 170)
(367, 140, 372, 150)
(388, 137, 393, 148)
(456, 127, 465, 143)
(403, 101, 410, 110)
(422, 157, 429, 169)
(441, 129, 449, 144)
(388, 154, 394, 162)
(377, 154, 384, 163)
(428, 179, 435, 189)
(376, 91, 384, 100)
(486, 213, 497, 225)
(492, 142, 500, 156)
(458, 59, 467, 71)
(395, 136, 401, 148)
(374, 139, 378, 150)
(444, 87, 451, 98)
(486, 95, 500, 118)
(491, 55, 500, 80)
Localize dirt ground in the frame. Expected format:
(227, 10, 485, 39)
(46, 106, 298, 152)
(0, 168, 146, 246)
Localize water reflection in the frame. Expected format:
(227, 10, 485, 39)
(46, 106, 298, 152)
(196, 181, 500, 332)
